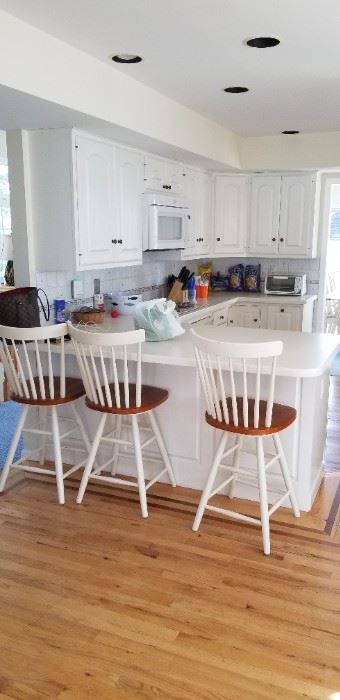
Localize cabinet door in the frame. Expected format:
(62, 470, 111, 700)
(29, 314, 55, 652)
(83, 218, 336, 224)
(166, 162, 185, 194)
(116, 147, 143, 264)
(278, 175, 315, 256)
(248, 176, 281, 255)
(214, 176, 248, 255)
(227, 304, 261, 328)
(75, 135, 116, 268)
(200, 173, 212, 256)
(182, 168, 202, 255)
(266, 304, 302, 331)
(144, 155, 166, 191)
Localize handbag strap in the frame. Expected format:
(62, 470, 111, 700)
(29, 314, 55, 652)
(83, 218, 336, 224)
(37, 288, 50, 322)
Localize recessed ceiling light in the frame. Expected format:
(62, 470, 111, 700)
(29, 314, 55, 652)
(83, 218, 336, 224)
(224, 86, 249, 94)
(281, 130, 300, 134)
(246, 37, 280, 48)
(111, 54, 142, 64)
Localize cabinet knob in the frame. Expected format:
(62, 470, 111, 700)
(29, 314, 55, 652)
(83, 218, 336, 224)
(280, 308, 285, 313)
(253, 318, 258, 322)
(280, 237, 284, 242)
(196, 238, 199, 242)
(112, 239, 117, 244)
(118, 239, 123, 244)
(219, 315, 224, 320)
(229, 319, 234, 324)
(162, 185, 167, 189)
(169, 185, 172, 190)
(272, 237, 276, 242)
(216, 237, 221, 242)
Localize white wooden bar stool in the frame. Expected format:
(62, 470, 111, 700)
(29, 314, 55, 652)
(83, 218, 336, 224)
(191, 329, 300, 555)
(67, 323, 176, 517)
(0, 323, 90, 504)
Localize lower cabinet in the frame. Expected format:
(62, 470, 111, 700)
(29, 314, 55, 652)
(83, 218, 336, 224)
(227, 304, 261, 328)
(266, 304, 302, 331)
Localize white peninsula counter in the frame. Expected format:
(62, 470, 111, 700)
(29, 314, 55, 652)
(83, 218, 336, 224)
(51, 307, 339, 513)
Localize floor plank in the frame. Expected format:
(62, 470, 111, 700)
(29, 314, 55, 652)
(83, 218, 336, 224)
(0, 380, 340, 699)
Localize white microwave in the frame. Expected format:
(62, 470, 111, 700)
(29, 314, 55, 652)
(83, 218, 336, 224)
(142, 192, 191, 251)
(264, 274, 307, 295)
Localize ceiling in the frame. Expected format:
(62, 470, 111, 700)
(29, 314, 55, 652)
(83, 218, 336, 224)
(0, 0, 340, 137)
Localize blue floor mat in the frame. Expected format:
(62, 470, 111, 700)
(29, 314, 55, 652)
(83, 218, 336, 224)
(0, 401, 24, 468)
(331, 351, 340, 377)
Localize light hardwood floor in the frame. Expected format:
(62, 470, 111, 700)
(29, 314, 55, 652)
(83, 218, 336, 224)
(0, 380, 339, 699)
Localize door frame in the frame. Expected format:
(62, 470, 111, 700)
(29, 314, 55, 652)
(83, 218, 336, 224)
(316, 173, 340, 332)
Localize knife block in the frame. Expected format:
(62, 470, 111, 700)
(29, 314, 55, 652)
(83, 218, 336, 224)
(167, 280, 184, 304)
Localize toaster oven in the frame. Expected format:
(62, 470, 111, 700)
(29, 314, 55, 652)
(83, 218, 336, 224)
(264, 274, 307, 295)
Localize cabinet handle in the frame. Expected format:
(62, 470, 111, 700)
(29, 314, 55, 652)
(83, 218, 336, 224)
(253, 318, 258, 322)
(280, 237, 284, 242)
(280, 308, 285, 313)
(219, 315, 224, 320)
(112, 239, 117, 244)
(118, 239, 123, 244)
(229, 319, 234, 324)
(216, 237, 221, 242)
(169, 185, 172, 190)
(272, 237, 276, 242)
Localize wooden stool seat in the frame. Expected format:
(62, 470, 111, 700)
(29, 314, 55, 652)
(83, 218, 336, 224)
(85, 383, 168, 414)
(206, 398, 296, 436)
(11, 377, 85, 406)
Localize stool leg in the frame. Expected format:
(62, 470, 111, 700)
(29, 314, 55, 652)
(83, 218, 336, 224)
(256, 436, 270, 555)
(51, 406, 65, 505)
(229, 435, 243, 499)
(131, 414, 148, 518)
(39, 407, 48, 466)
(111, 415, 122, 476)
(0, 404, 28, 493)
(70, 401, 91, 456)
(273, 433, 300, 518)
(77, 413, 107, 504)
(148, 410, 176, 487)
(192, 432, 228, 532)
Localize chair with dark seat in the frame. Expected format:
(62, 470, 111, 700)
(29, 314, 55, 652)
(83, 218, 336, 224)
(67, 323, 176, 517)
(191, 328, 300, 555)
(0, 323, 90, 503)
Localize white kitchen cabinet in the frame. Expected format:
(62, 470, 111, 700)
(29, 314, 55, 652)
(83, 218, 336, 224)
(227, 304, 262, 328)
(248, 173, 317, 257)
(115, 146, 143, 264)
(248, 176, 281, 255)
(144, 155, 184, 194)
(182, 169, 211, 258)
(266, 304, 302, 331)
(213, 176, 248, 256)
(278, 175, 316, 256)
(75, 134, 116, 268)
(30, 130, 143, 271)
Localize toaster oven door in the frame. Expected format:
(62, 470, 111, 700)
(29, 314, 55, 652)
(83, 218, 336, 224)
(266, 276, 296, 294)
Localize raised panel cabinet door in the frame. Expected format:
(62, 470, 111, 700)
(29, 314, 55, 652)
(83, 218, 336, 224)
(227, 304, 246, 327)
(144, 155, 166, 191)
(279, 175, 315, 256)
(75, 135, 116, 268)
(116, 147, 144, 263)
(166, 162, 185, 194)
(200, 173, 212, 255)
(213, 176, 248, 255)
(243, 305, 261, 328)
(266, 304, 302, 331)
(248, 176, 281, 255)
(182, 168, 201, 255)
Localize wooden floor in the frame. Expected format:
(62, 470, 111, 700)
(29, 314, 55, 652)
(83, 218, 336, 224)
(0, 381, 340, 699)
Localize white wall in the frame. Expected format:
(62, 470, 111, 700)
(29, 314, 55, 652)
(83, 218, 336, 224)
(0, 9, 240, 170)
(240, 131, 340, 171)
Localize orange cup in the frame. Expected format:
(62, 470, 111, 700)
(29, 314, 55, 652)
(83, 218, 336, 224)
(196, 284, 208, 299)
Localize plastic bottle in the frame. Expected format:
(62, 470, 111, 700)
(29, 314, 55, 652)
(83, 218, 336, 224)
(54, 297, 66, 323)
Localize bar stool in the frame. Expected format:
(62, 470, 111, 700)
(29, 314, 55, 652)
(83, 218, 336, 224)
(191, 328, 300, 555)
(67, 323, 176, 517)
(0, 323, 90, 504)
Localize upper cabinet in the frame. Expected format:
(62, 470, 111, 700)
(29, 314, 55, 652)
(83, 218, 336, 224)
(248, 173, 317, 257)
(213, 176, 249, 256)
(30, 130, 143, 271)
(182, 169, 212, 258)
(144, 155, 185, 194)
(248, 176, 281, 255)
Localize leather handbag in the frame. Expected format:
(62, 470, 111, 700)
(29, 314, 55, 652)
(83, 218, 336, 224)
(0, 287, 50, 328)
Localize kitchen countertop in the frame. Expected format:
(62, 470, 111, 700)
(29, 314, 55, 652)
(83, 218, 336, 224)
(176, 291, 317, 321)
(63, 308, 338, 378)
